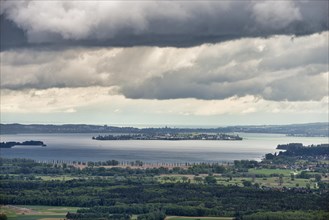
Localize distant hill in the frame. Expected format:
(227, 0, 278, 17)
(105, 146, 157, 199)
(0, 122, 328, 137)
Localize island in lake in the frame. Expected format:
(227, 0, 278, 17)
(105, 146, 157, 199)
(0, 140, 47, 148)
(92, 133, 243, 141)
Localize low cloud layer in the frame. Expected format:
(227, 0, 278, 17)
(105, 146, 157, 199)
(1, 0, 328, 49)
(1, 87, 327, 116)
(1, 32, 328, 101)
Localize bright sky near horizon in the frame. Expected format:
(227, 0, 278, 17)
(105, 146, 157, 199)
(0, 0, 328, 126)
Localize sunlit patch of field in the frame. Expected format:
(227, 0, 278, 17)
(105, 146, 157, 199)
(247, 168, 297, 177)
(166, 216, 233, 220)
(0, 205, 79, 220)
(157, 173, 316, 189)
(10, 215, 65, 220)
(216, 176, 316, 188)
(36, 175, 76, 181)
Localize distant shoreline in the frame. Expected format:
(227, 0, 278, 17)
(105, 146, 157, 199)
(0, 122, 328, 137)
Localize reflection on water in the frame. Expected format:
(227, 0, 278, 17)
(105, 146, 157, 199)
(0, 133, 327, 163)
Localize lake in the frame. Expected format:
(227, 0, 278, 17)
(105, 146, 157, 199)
(0, 133, 328, 163)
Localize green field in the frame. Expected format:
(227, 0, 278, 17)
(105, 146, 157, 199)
(0, 205, 79, 220)
(36, 175, 77, 181)
(16, 205, 79, 213)
(248, 168, 296, 177)
(158, 173, 315, 188)
(9, 215, 66, 220)
(255, 177, 315, 188)
(0, 206, 233, 220)
(217, 176, 315, 188)
(166, 217, 233, 220)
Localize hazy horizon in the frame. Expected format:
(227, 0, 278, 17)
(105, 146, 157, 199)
(0, 121, 327, 129)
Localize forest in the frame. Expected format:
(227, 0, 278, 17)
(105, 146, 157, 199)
(0, 143, 329, 220)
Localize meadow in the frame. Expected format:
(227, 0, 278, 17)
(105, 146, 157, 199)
(0, 205, 78, 220)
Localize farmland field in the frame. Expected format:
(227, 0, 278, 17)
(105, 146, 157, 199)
(0, 205, 78, 220)
(247, 168, 296, 176)
(166, 217, 233, 220)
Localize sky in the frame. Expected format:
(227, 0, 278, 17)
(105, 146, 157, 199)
(0, 0, 328, 126)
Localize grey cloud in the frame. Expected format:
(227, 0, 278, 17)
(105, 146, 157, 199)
(251, 1, 302, 30)
(1, 33, 328, 101)
(259, 44, 329, 71)
(263, 73, 328, 101)
(260, 48, 328, 71)
(121, 73, 265, 100)
(1, 1, 328, 50)
(120, 66, 327, 102)
(119, 33, 329, 101)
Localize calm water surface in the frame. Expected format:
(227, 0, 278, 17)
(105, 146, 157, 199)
(0, 133, 328, 163)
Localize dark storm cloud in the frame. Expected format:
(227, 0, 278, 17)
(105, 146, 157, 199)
(1, 1, 328, 50)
